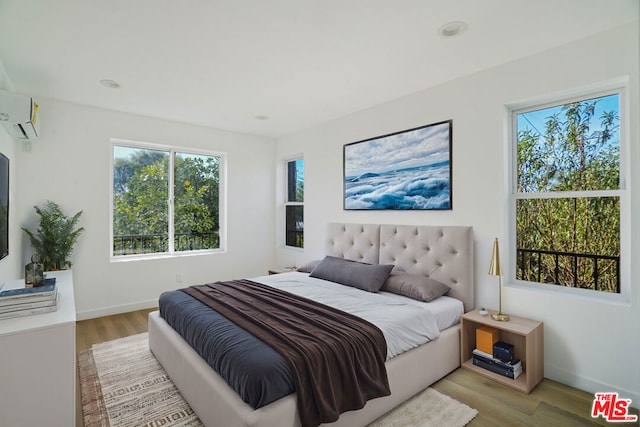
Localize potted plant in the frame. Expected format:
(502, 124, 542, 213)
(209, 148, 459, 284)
(22, 200, 84, 271)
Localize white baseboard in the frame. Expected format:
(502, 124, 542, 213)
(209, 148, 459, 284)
(76, 299, 158, 321)
(545, 362, 639, 405)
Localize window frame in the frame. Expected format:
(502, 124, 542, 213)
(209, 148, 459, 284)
(110, 138, 227, 261)
(506, 84, 630, 303)
(284, 155, 304, 250)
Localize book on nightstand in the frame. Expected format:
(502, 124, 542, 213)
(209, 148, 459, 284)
(472, 348, 523, 379)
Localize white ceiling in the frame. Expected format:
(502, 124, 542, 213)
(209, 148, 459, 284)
(0, 0, 637, 138)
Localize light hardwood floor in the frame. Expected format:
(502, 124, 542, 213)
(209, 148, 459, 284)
(76, 309, 638, 427)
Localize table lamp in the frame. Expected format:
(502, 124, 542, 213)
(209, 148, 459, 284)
(488, 238, 510, 321)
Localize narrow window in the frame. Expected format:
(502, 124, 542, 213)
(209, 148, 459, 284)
(285, 158, 304, 248)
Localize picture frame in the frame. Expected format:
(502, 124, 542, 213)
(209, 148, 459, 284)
(343, 120, 452, 210)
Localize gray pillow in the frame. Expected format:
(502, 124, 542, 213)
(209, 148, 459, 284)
(309, 256, 393, 293)
(381, 271, 450, 302)
(296, 259, 321, 273)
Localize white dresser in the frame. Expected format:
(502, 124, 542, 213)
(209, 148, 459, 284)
(0, 270, 76, 426)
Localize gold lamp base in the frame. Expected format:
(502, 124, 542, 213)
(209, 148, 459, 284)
(491, 312, 510, 321)
(488, 238, 509, 322)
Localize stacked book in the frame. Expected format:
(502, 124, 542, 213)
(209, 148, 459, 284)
(0, 278, 58, 320)
(472, 348, 523, 379)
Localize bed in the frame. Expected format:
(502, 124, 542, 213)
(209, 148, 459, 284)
(149, 223, 474, 427)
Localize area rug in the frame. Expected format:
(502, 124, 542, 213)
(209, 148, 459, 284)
(79, 333, 478, 427)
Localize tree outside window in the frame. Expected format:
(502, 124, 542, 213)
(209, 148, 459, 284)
(513, 92, 621, 293)
(285, 158, 304, 248)
(112, 143, 223, 257)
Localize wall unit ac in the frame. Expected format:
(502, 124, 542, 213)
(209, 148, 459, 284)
(0, 90, 40, 140)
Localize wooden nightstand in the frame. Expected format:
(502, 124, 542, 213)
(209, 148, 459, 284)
(460, 309, 544, 393)
(268, 267, 297, 275)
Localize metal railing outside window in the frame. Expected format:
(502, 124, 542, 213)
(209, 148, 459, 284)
(114, 232, 219, 256)
(517, 248, 620, 293)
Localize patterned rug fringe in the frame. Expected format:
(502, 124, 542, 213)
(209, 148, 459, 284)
(79, 332, 478, 427)
(78, 348, 110, 427)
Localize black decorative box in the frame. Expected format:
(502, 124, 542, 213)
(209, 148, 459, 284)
(493, 341, 514, 363)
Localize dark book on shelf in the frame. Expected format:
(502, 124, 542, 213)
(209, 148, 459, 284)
(472, 353, 522, 379)
(472, 355, 522, 379)
(473, 348, 521, 370)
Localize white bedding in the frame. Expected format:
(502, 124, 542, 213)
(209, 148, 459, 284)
(379, 291, 464, 332)
(253, 271, 463, 359)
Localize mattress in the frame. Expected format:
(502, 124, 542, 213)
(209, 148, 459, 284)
(378, 291, 464, 332)
(160, 289, 294, 408)
(253, 272, 463, 358)
(159, 271, 463, 412)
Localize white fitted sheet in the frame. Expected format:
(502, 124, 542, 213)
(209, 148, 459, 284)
(379, 292, 464, 331)
(253, 271, 463, 359)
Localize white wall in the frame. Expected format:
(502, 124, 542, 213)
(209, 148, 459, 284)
(14, 99, 276, 319)
(276, 24, 639, 402)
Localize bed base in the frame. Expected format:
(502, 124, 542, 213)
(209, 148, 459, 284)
(148, 310, 460, 427)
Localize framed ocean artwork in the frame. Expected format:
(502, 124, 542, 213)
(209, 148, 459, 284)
(343, 120, 452, 210)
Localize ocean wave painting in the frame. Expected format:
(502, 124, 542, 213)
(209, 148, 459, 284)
(344, 120, 452, 210)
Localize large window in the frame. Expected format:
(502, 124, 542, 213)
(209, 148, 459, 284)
(285, 158, 304, 248)
(512, 90, 623, 294)
(112, 141, 224, 258)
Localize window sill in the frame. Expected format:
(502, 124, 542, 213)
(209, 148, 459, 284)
(110, 248, 226, 263)
(506, 279, 631, 307)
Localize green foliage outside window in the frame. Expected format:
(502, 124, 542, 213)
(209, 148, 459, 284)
(286, 158, 304, 248)
(515, 93, 620, 293)
(113, 146, 220, 256)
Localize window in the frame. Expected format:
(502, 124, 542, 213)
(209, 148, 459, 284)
(285, 158, 304, 248)
(511, 90, 623, 294)
(112, 141, 224, 258)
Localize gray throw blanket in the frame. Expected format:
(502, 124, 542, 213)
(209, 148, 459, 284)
(182, 279, 390, 427)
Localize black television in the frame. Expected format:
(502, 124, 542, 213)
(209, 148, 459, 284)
(0, 153, 8, 260)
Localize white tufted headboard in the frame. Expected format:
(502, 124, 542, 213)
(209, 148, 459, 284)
(326, 223, 474, 312)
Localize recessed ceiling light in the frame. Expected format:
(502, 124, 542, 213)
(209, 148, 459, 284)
(438, 21, 468, 38)
(254, 115, 269, 121)
(100, 79, 121, 89)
